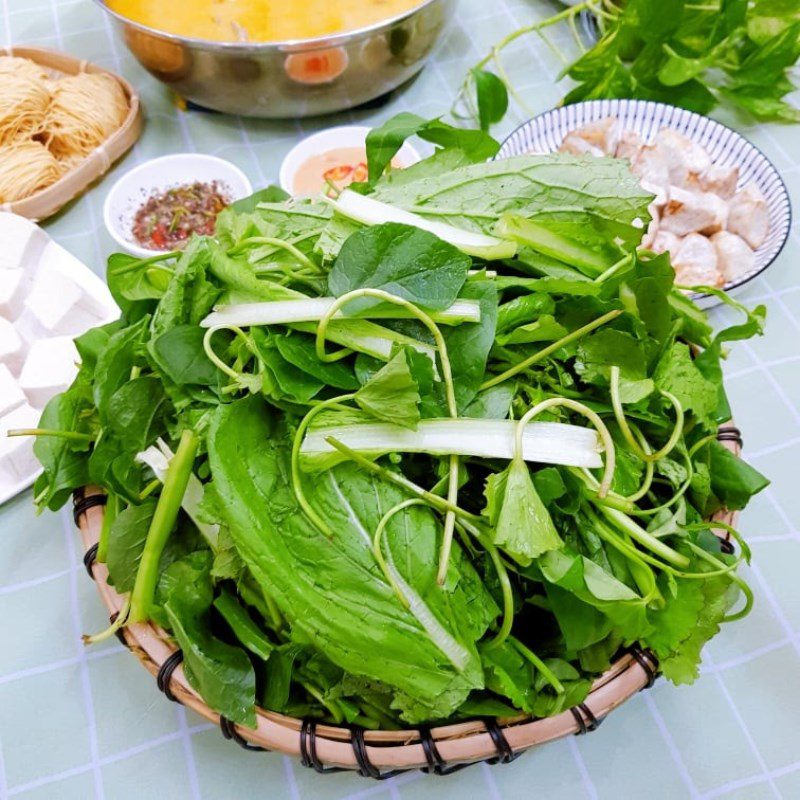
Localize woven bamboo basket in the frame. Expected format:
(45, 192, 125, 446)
(73, 425, 743, 779)
(1, 46, 143, 221)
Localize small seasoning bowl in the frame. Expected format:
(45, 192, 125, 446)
(102, 154, 253, 258)
(279, 125, 421, 197)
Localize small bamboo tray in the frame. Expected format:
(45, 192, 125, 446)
(73, 426, 743, 779)
(1, 46, 143, 221)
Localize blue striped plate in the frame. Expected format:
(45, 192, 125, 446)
(497, 99, 792, 307)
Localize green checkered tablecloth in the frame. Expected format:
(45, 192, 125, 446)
(2, 1, 799, 798)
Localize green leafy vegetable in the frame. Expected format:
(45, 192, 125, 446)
(29, 118, 766, 730)
(354, 348, 422, 429)
(483, 457, 563, 565)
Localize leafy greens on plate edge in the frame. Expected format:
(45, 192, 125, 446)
(25, 116, 768, 729)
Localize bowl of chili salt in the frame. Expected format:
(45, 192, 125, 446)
(103, 153, 253, 258)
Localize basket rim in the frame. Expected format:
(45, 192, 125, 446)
(74, 425, 743, 775)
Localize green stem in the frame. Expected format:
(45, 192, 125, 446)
(472, 2, 591, 71)
(491, 49, 535, 116)
(622, 424, 655, 503)
(83, 598, 131, 645)
(591, 509, 747, 583)
(107, 251, 180, 276)
(576, 443, 694, 519)
(372, 499, 421, 607)
(510, 637, 565, 694)
(610, 366, 684, 463)
(6, 428, 92, 442)
(597, 504, 690, 569)
(128, 430, 198, 623)
(138, 478, 161, 501)
(481, 535, 515, 650)
(292, 394, 357, 537)
(481, 309, 622, 390)
(515, 396, 616, 497)
(686, 542, 753, 622)
(593, 254, 633, 284)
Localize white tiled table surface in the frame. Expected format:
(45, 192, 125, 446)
(1, 2, 799, 799)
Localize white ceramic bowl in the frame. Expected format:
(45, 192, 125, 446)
(497, 99, 792, 308)
(279, 125, 421, 196)
(103, 154, 253, 258)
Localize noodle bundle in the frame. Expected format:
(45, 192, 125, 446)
(0, 140, 61, 203)
(0, 56, 129, 204)
(0, 55, 49, 81)
(46, 73, 129, 160)
(0, 71, 50, 146)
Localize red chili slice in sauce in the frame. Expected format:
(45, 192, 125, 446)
(131, 181, 231, 251)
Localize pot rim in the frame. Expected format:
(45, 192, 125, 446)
(93, 0, 442, 51)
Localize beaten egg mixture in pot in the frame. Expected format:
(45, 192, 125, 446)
(108, 0, 426, 41)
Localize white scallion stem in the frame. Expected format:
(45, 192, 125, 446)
(200, 297, 481, 328)
(300, 419, 602, 468)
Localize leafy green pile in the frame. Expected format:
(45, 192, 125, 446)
(29, 117, 768, 729)
(460, 0, 800, 127)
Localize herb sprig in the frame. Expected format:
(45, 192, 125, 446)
(458, 0, 800, 129)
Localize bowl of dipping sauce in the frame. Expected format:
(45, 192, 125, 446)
(280, 125, 421, 197)
(103, 153, 253, 257)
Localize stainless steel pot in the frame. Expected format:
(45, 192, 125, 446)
(94, 0, 456, 118)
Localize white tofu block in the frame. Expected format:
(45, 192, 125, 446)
(23, 243, 111, 336)
(0, 403, 40, 484)
(0, 212, 48, 273)
(0, 364, 25, 417)
(0, 317, 25, 374)
(18, 336, 79, 409)
(23, 267, 84, 335)
(0, 268, 33, 320)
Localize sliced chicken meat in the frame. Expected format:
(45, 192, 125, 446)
(727, 183, 769, 249)
(654, 128, 712, 186)
(640, 179, 669, 209)
(615, 129, 643, 161)
(640, 206, 660, 250)
(696, 163, 739, 199)
(631, 146, 671, 198)
(559, 132, 604, 158)
(711, 231, 756, 283)
(651, 229, 682, 260)
(561, 117, 770, 290)
(661, 186, 728, 236)
(673, 233, 721, 288)
(567, 117, 620, 155)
